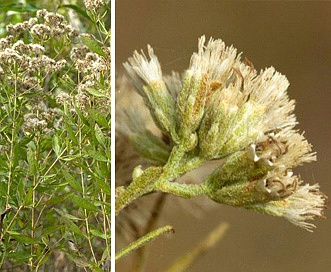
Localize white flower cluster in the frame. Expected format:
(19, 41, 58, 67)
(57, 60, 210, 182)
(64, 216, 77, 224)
(0, 9, 109, 136)
(6, 9, 78, 38)
(122, 36, 327, 231)
(84, 0, 107, 11)
(0, 37, 67, 76)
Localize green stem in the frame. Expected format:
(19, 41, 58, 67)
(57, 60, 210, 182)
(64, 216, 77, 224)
(155, 181, 207, 198)
(101, 191, 111, 261)
(78, 119, 97, 263)
(6, 66, 18, 207)
(115, 166, 163, 215)
(115, 225, 174, 262)
(135, 194, 166, 272)
(165, 222, 229, 272)
(116, 145, 205, 214)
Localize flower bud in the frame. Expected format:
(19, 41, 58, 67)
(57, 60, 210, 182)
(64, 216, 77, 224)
(176, 71, 208, 147)
(208, 178, 278, 207)
(124, 46, 177, 139)
(198, 86, 263, 159)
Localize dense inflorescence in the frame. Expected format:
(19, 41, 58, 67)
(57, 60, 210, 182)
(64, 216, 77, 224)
(119, 36, 326, 231)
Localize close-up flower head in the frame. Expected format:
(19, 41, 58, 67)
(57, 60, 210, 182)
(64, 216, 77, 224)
(118, 35, 326, 231)
(115, 3, 331, 271)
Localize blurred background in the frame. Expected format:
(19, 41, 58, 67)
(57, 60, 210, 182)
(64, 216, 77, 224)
(115, 1, 331, 271)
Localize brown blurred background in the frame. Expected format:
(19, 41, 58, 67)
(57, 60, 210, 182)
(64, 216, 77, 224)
(115, 1, 331, 271)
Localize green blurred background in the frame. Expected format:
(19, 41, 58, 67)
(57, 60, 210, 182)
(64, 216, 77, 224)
(116, 1, 331, 271)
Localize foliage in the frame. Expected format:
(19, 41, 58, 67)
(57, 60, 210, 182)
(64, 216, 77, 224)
(0, 0, 110, 271)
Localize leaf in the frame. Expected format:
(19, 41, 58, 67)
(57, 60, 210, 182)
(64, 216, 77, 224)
(95, 123, 106, 147)
(36, 249, 52, 267)
(71, 195, 98, 212)
(0, 3, 38, 12)
(27, 148, 37, 175)
(66, 252, 93, 268)
(94, 177, 110, 195)
(64, 122, 78, 144)
(65, 219, 87, 239)
(6, 251, 33, 262)
(85, 149, 108, 162)
(59, 4, 91, 21)
(88, 108, 109, 128)
(45, 94, 58, 108)
(90, 227, 109, 240)
(92, 268, 105, 272)
(63, 102, 76, 125)
(7, 231, 40, 244)
(19, 134, 34, 146)
(41, 224, 64, 236)
(73, 101, 89, 126)
(54, 208, 83, 221)
(13, 143, 27, 169)
(101, 247, 111, 264)
(16, 179, 24, 205)
(86, 88, 108, 98)
(46, 192, 73, 206)
(81, 35, 107, 58)
(24, 188, 33, 206)
(61, 169, 82, 193)
(96, 160, 111, 180)
(52, 134, 60, 156)
(60, 154, 81, 162)
(54, 209, 87, 239)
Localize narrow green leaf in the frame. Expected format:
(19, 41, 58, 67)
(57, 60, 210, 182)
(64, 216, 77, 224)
(101, 247, 111, 264)
(41, 224, 64, 236)
(72, 195, 97, 212)
(59, 4, 91, 20)
(19, 134, 34, 146)
(63, 102, 76, 125)
(0, 3, 38, 12)
(54, 208, 83, 221)
(85, 149, 108, 162)
(73, 101, 89, 126)
(6, 251, 33, 262)
(66, 252, 92, 268)
(61, 169, 82, 193)
(65, 219, 87, 239)
(52, 134, 60, 156)
(7, 231, 40, 244)
(27, 148, 37, 176)
(16, 179, 24, 205)
(60, 154, 81, 162)
(24, 188, 33, 206)
(90, 227, 109, 240)
(81, 35, 107, 58)
(13, 143, 27, 169)
(86, 88, 108, 98)
(36, 250, 52, 267)
(94, 177, 110, 194)
(95, 123, 106, 146)
(46, 192, 73, 206)
(88, 108, 109, 128)
(64, 122, 78, 144)
(91, 266, 105, 272)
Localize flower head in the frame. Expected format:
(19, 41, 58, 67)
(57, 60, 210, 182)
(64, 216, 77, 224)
(124, 45, 177, 139)
(121, 36, 327, 231)
(249, 184, 326, 231)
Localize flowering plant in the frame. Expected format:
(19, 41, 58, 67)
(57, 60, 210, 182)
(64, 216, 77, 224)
(116, 36, 326, 270)
(0, 1, 110, 270)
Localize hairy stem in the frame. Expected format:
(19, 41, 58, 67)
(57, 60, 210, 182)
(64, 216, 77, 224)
(115, 225, 174, 262)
